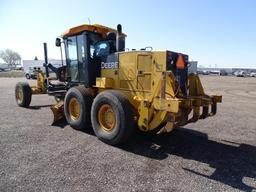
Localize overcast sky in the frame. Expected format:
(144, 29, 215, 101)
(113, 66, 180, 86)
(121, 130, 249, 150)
(1, 0, 256, 68)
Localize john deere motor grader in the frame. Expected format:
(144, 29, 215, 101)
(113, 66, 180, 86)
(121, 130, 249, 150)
(15, 24, 222, 145)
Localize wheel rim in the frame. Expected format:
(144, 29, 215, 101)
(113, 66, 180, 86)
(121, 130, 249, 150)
(15, 87, 23, 103)
(98, 104, 116, 132)
(68, 97, 81, 121)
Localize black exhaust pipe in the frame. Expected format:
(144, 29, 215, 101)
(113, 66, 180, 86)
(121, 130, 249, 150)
(43, 43, 49, 78)
(116, 24, 125, 52)
(43, 42, 50, 87)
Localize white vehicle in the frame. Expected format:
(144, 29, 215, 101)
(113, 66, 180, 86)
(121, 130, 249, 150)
(0, 64, 10, 72)
(250, 72, 256, 77)
(234, 71, 246, 77)
(25, 66, 43, 79)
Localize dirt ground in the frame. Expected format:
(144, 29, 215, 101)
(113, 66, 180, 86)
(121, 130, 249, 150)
(0, 76, 255, 192)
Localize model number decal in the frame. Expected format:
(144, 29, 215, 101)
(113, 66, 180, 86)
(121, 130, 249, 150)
(101, 62, 118, 69)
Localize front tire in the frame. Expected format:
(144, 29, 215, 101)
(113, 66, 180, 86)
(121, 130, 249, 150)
(64, 86, 93, 130)
(15, 82, 32, 107)
(91, 90, 135, 145)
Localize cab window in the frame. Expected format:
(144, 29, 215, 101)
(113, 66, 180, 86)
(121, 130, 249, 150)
(66, 36, 79, 82)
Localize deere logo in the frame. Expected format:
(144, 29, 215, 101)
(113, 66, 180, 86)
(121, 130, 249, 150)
(101, 62, 118, 69)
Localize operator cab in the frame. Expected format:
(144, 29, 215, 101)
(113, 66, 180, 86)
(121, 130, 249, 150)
(63, 32, 106, 86)
(56, 24, 125, 87)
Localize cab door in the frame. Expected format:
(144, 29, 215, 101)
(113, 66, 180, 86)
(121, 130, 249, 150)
(66, 36, 79, 82)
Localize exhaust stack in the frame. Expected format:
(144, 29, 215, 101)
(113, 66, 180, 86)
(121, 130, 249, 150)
(116, 24, 125, 52)
(43, 43, 50, 86)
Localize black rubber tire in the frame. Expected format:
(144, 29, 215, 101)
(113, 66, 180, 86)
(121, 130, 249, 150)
(64, 86, 93, 130)
(25, 74, 30, 79)
(91, 90, 135, 145)
(15, 82, 32, 107)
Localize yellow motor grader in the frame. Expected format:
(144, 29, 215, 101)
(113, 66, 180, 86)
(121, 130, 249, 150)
(15, 24, 222, 145)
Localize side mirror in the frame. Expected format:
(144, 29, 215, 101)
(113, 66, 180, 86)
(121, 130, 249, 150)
(55, 38, 61, 47)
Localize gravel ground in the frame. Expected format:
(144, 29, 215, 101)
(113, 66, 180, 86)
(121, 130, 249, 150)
(0, 76, 255, 192)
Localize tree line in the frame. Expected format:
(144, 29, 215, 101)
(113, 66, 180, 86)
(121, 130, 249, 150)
(0, 49, 21, 69)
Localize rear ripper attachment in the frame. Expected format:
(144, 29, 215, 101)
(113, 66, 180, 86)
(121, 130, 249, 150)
(137, 51, 222, 134)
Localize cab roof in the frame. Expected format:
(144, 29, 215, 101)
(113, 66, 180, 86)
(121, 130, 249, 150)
(61, 24, 126, 38)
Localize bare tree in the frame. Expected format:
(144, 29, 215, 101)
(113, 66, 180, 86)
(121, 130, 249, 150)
(0, 49, 21, 69)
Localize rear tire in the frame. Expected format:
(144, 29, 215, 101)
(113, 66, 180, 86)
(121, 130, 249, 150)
(64, 86, 93, 130)
(15, 82, 32, 107)
(91, 90, 135, 145)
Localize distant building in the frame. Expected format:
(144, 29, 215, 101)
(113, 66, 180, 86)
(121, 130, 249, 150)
(22, 60, 64, 72)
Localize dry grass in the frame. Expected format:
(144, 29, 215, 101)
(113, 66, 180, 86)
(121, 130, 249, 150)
(0, 70, 24, 78)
